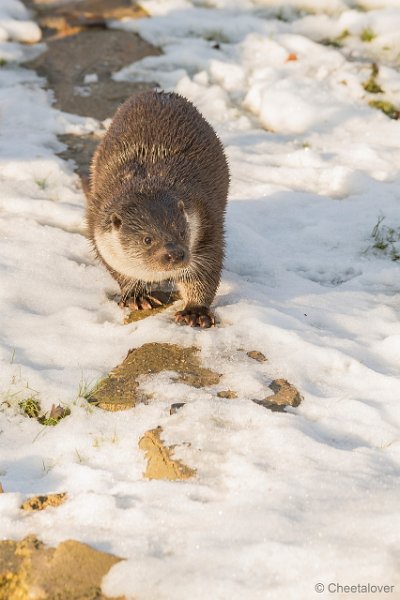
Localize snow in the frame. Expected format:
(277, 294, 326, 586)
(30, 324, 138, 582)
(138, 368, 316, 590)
(1, 1, 400, 599)
(0, 0, 41, 43)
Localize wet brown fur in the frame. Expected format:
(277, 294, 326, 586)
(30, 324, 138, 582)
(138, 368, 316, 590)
(87, 91, 229, 321)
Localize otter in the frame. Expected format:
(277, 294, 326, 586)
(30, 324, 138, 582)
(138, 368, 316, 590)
(87, 91, 229, 328)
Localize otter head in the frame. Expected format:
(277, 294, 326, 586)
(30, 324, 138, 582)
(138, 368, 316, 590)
(94, 191, 198, 283)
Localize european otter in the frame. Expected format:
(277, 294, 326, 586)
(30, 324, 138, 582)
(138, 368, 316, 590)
(87, 91, 229, 328)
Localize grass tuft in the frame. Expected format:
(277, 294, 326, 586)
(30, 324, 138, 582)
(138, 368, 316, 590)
(368, 216, 400, 261)
(360, 28, 376, 42)
(19, 396, 41, 419)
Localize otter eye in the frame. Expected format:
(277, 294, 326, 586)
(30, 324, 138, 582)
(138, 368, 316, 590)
(144, 236, 152, 246)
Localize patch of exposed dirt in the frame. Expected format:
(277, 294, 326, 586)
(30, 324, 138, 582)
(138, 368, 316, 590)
(20, 492, 67, 511)
(0, 535, 123, 600)
(139, 427, 196, 480)
(24, 28, 160, 121)
(87, 343, 221, 411)
(23, 0, 160, 194)
(254, 378, 303, 412)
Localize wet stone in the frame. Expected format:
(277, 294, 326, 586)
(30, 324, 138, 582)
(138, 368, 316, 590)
(170, 402, 185, 415)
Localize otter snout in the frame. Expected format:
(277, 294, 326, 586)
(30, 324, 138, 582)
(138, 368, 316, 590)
(163, 242, 187, 266)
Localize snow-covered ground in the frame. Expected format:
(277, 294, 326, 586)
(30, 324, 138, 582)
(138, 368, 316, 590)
(1, 0, 400, 598)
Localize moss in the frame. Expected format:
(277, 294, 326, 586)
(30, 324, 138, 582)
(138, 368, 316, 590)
(368, 99, 400, 119)
(19, 397, 41, 419)
(0, 59, 7, 67)
(321, 29, 349, 48)
(34, 177, 48, 190)
(363, 79, 383, 94)
(20, 395, 70, 427)
(363, 64, 383, 94)
(38, 405, 71, 426)
(360, 28, 376, 42)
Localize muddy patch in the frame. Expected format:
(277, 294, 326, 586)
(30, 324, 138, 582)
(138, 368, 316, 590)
(139, 427, 196, 480)
(0, 535, 123, 600)
(87, 343, 221, 411)
(23, 0, 160, 193)
(24, 27, 159, 121)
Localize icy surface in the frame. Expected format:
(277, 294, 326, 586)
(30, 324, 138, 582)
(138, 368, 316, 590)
(1, 1, 400, 599)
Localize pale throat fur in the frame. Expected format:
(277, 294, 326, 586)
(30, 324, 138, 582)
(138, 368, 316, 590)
(94, 210, 200, 283)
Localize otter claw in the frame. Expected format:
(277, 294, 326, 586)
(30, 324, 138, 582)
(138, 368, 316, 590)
(119, 294, 165, 311)
(175, 307, 215, 328)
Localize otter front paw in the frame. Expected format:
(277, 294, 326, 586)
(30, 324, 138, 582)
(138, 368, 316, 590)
(175, 306, 215, 328)
(119, 294, 164, 311)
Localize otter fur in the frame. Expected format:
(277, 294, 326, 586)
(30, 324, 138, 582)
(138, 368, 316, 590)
(87, 90, 229, 328)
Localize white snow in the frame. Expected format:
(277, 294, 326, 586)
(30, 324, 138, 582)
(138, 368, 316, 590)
(0, 0, 41, 43)
(1, 1, 400, 599)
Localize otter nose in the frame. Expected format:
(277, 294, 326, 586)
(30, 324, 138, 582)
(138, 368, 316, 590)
(164, 243, 186, 264)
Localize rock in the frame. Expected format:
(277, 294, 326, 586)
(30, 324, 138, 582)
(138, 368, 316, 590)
(88, 343, 220, 411)
(26, 0, 147, 38)
(169, 402, 185, 415)
(217, 390, 238, 399)
(139, 427, 196, 480)
(20, 492, 67, 512)
(254, 378, 303, 412)
(246, 350, 267, 363)
(0, 535, 124, 600)
(37, 0, 147, 32)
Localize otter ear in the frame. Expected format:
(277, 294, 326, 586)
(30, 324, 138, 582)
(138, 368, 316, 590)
(111, 212, 122, 230)
(178, 200, 185, 213)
